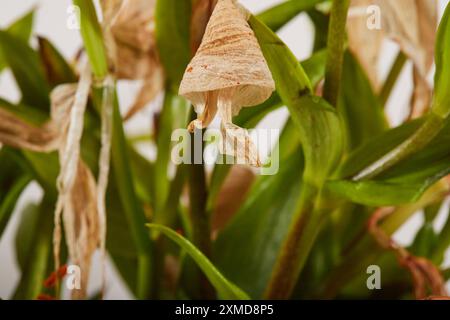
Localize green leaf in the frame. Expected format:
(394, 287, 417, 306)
(38, 37, 77, 87)
(0, 9, 35, 72)
(0, 149, 31, 239)
(328, 120, 450, 206)
(73, 0, 108, 78)
(107, 92, 154, 299)
(0, 97, 48, 125)
(14, 203, 40, 272)
(257, 0, 327, 32)
(337, 119, 424, 179)
(250, 16, 342, 184)
(348, 5, 450, 180)
(214, 149, 304, 298)
(339, 52, 388, 151)
(249, 16, 312, 103)
(409, 222, 438, 258)
(250, 14, 343, 298)
(0, 31, 50, 109)
(7, 9, 35, 41)
(75, 0, 154, 298)
(147, 224, 250, 300)
(155, 0, 191, 89)
(154, 93, 189, 213)
(13, 197, 53, 299)
(432, 205, 450, 264)
(433, 2, 450, 118)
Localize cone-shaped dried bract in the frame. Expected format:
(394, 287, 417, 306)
(179, 0, 275, 166)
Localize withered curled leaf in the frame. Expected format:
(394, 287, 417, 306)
(347, 0, 438, 117)
(369, 208, 448, 299)
(0, 67, 99, 299)
(179, 0, 275, 167)
(52, 62, 100, 300)
(100, 0, 164, 120)
(0, 108, 60, 152)
(347, 0, 383, 89)
(63, 160, 99, 299)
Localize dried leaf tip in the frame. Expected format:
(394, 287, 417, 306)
(179, 0, 275, 167)
(100, 0, 164, 120)
(347, 0, 438, 118)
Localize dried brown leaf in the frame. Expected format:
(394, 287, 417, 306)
(0, 65, 99, 299)
(369, 208, 448, 299)
(377, 0, 437, 117)
(347, 0, 384, 89)
(348, 0, 438, 116)
(63, 161, 99, 299)
(52, 62, 100, 300)
(101, 0, 164, 119)
(0, 109, 60, 152)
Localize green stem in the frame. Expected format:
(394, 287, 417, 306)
(264, 184, 324, 299)
(379, 52, 407, 107)
(188, 127, 214, 298)
(323, 0, 350, 107)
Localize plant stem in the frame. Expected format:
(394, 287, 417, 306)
(323, 0, 350, 107)
(264, 184, 324, 299)
(379, 51, 407, 107)
(188, 128, 214, 298)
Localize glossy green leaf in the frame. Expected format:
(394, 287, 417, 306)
(328, 120, 450, 206)
(0, 31, 50, 109)
(155, 0, 191, 89)
(257, 0, 327, 32)
(147, 224, 250, 300)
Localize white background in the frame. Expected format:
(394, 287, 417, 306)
(0, 0, 449, 299)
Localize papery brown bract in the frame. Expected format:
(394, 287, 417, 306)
(179, 0, 275, 167)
